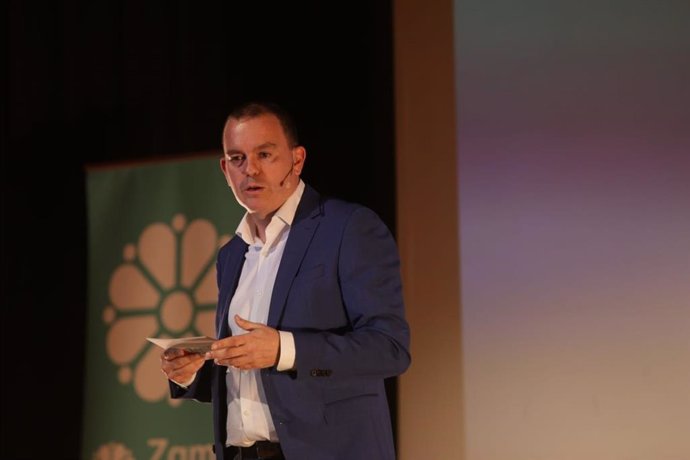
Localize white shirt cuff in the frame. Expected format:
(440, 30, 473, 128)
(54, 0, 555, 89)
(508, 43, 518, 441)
(277, 331, 296, 371)
(172, 373, 196, 389)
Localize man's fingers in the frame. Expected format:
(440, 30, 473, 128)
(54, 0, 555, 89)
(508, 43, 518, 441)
(227, 356, 253, 370)
(161, 352, 204, 376)
(210, 335, 246, 352)
(170, 355, 203, 378)
(162, 348, 187, 360)
(176, 355, 203, 370)
(210, 343, 261, 369)
(209, 345, 246, 363)
(204, 322, 278, 370)
(235, 315, 262, 331)
(171, 361, 202, 376)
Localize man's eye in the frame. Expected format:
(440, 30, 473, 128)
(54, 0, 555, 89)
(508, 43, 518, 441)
(258, 151, 271, 159)
(228, 155, 244, 165)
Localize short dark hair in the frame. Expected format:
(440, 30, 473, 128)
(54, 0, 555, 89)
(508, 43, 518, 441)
(226, 102, 299, 147)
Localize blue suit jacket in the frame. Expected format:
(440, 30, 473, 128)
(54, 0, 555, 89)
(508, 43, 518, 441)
(171, 185, 411, 460)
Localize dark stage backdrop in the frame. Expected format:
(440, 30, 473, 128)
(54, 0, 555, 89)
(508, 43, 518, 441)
(3, 2, 395, 458)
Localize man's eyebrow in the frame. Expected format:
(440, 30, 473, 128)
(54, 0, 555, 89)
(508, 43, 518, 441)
(225, 142, 277, 156)
(253, 142, 277, 151)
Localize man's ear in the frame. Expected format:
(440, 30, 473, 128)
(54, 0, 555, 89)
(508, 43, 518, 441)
(292, 146, 306, 175)
(219, 157, 232, 186)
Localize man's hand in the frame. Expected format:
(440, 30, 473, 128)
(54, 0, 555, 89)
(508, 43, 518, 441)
(160, 348, 205, 384)
(206, 315, 280, 370)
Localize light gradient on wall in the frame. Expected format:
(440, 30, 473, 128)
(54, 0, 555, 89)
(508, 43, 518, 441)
(456, 1, 690, 459)
(395, 1, 463, 459)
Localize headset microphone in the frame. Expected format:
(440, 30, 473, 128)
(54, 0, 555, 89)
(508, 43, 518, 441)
(278, 162, 295, 188)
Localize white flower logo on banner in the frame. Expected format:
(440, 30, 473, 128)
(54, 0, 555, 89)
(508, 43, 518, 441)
(92, 441, 135, 460)
(103, 214, 230, 404)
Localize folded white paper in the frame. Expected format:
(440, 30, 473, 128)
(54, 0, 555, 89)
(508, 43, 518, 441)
(146, 336, 216, 354)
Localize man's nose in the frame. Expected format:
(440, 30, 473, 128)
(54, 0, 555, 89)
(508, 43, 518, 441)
(244, 156, 260, 176)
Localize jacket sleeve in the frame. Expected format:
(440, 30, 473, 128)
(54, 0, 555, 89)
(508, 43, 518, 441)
(291, 207, 411, 380)
(168, 359, 213, 403)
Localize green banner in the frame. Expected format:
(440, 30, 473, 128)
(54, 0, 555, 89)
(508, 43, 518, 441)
(84, 155, 243, 460)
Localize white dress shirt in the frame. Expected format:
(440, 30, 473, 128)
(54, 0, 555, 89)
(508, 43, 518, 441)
(223, 180, 303, 447)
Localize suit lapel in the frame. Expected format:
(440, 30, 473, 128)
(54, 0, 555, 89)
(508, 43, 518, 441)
(267, 186, 322, 327)
(217, 238, 247, 339)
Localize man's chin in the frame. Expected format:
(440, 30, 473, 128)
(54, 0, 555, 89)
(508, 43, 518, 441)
(238, 194, 263, 208)
(242, 203, 272, 220)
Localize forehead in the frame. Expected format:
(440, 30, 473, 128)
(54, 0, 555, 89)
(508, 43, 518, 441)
(222, 113, 288, 150)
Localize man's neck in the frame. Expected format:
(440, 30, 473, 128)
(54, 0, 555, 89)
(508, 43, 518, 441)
(248, 212, 274, 243)
(244, 181, 303, 244)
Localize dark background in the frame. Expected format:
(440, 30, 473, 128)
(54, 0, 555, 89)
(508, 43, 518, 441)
(2, 2, 396, 458)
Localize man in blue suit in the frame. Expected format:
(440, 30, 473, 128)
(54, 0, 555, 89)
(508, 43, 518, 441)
(161, 102, 410, 460)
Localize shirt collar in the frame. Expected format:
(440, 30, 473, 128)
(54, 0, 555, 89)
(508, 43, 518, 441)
(235, 180, 305, 245)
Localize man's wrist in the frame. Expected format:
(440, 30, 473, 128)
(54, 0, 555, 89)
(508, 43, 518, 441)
(171, 374, 196, 389)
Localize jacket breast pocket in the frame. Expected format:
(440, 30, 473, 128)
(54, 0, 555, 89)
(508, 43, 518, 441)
(286, 264, 346, 328)
(295, 264, 324, 281)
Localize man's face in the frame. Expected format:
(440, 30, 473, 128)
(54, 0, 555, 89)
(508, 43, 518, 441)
(220, 113, 306, 220)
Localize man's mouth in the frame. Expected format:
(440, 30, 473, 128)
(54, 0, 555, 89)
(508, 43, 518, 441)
(244, 184, 264, 192)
